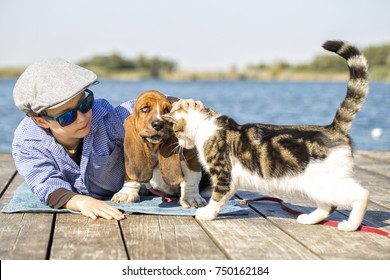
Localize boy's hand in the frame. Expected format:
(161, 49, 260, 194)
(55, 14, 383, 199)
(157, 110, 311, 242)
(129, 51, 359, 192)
(66, 195, 125, 220)
(171, 99, 205, 112)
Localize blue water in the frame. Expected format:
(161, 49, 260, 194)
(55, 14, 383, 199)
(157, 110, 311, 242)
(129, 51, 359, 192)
(1, 78, 389, 152)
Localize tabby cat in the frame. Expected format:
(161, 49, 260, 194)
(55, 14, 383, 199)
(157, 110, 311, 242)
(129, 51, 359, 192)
(163, 41, 369, 231)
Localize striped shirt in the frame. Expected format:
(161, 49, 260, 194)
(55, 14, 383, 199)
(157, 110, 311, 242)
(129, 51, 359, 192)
(12, 98, 135, 204)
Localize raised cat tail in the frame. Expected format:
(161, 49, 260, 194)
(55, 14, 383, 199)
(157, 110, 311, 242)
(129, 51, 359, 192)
(323, 40, 369, 134)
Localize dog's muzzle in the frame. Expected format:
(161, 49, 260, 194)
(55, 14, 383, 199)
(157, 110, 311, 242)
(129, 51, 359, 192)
(152, 120, 165, 131)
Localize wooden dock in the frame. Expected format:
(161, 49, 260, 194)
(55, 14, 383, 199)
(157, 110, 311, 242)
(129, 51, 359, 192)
(0, 151, 389, 260)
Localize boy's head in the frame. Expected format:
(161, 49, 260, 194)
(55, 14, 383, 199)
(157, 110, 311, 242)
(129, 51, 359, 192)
(13, 58, 97, 115)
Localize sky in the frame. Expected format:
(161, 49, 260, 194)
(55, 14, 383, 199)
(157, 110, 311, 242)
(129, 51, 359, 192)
(0, 0, 389, 71)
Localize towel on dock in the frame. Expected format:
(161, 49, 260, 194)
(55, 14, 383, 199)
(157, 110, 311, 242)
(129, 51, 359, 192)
(1, 182, 247, 216)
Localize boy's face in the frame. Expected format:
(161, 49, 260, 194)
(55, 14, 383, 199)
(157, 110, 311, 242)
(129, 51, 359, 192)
(33, 92, 92, 142)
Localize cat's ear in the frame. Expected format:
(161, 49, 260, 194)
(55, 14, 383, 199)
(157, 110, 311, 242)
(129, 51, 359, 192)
(162, 114, 176, 124)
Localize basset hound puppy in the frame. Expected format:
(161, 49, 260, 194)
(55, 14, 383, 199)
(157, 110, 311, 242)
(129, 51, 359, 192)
(111, 90, 207, 208)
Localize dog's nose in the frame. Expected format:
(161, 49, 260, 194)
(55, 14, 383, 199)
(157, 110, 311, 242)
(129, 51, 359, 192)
(152, 120, 165, 131)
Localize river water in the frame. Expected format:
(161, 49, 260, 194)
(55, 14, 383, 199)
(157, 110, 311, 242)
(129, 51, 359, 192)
(1, 79, 389, 152)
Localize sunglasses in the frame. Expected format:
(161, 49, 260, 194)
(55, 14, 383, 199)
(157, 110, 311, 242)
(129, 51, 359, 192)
(40, 89, 94, 127)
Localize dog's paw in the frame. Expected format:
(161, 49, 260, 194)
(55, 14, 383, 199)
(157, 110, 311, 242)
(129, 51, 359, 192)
(195, 206, 217, 220)
(111, 192, 140, 204)
(180, 194, 207, 208)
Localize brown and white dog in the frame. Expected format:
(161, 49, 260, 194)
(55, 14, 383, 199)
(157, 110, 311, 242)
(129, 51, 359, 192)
(111, 90, 207, 208)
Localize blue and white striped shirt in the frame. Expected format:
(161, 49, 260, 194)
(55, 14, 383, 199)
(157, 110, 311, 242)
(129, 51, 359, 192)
(12, 98, 136, 204)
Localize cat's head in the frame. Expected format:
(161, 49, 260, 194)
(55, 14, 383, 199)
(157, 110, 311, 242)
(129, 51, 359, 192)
(162, 108, 219, 149)
(162, 108, 195, 149)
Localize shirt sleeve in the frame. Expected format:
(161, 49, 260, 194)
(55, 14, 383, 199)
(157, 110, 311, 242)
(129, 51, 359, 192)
(99, 99, 136, 144)
(47, 188, 78, 208)
(115, 99, 136, 124)
(12, 144, 75, 205)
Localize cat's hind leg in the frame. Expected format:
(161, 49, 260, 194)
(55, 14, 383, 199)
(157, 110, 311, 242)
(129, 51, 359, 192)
(337, 188, 369, 232)
(297, 203, 336, 225)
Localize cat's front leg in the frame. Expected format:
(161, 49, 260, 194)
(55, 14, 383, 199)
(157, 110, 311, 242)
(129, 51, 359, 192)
(195, 198, 221, 220)
(195, 184, 237, 220)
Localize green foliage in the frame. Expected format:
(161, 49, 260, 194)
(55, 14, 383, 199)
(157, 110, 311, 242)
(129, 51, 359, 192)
(248, 43, 390, 80)
(134, 54, 177, 77)
(363, 44, 390, 80)
(78, 53, 177, 78)
(299, 55, 347, 72)
(363, 45, 390, 66)
(79, 53, 136, 71)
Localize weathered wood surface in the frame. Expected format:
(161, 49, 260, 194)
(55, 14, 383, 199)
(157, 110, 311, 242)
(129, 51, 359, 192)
(0, 151, 389, 260)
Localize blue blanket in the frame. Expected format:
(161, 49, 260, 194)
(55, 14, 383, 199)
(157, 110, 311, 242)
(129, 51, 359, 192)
(1, 182, 247, 216)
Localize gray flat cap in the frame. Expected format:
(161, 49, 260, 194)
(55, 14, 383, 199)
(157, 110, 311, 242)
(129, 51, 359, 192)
(13, 58, 97, 114)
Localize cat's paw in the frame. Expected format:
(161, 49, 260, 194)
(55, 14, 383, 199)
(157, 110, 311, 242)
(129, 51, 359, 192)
(180, 194, 207, 208)
(111, 192, 140, 204)
(297, 214, 317, 225)
(195, 206, 217, 220)
(337, 220, 360, 232)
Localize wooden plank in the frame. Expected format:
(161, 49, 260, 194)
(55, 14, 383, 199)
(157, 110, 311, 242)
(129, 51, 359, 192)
(198, 208, 320, 260)
(0, 173, 54, 260)
(0, 172, 24, 209)
(237, 192, 390, 259)
(355, 150, 390, 162)
(50, 214, 128, 260)
(120, 214, 227, 260)
(0, 213, 53, 259)
(0, 154, 16, 195)
(354, 151, 390, 178)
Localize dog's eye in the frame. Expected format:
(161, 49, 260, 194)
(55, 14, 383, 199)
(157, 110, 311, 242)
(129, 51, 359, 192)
(163, 107, 170, 114)
(141, 106, 150, 113)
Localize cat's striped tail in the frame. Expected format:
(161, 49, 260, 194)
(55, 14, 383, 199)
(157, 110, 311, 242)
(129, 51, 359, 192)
(323, 40, 369, 134)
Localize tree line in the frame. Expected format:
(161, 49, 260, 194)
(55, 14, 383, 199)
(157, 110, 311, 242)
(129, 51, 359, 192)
(247, 44, 390, 81)
(1, 43, 389, 80)
(78, 43, 390, 80)
(78, 53, 176, 78)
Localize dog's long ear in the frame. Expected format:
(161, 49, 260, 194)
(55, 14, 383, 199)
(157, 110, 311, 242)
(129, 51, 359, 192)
(123, 115, 153, 182)
(158, 134, 184, 186)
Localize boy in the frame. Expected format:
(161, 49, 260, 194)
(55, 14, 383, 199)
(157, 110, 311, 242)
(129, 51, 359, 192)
(12, 58, 202, 220)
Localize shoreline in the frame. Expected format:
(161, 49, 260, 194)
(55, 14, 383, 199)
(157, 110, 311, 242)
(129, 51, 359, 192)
(0, 68, 388, 82)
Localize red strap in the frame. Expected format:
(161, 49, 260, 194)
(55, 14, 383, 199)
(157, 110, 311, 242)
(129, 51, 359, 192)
(237, 196, 390, 239)
(148, 188, 178, 203)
